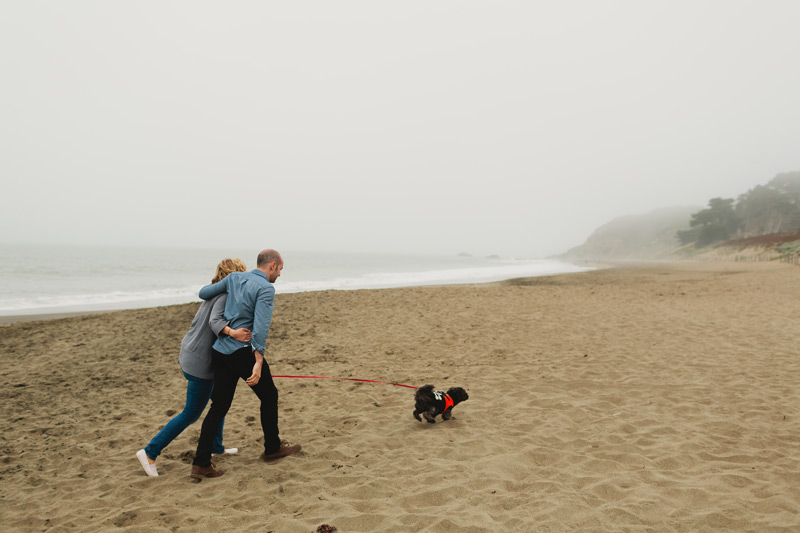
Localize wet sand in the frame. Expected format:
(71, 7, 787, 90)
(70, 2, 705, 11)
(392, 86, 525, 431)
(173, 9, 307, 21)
(1, 261, 799, 531)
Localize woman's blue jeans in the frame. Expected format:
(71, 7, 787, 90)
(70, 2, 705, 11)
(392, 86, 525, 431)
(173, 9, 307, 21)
(144, 371, 225, 459)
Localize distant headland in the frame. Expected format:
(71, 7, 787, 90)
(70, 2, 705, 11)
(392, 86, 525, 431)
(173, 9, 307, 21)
(562, 170, 800, 264)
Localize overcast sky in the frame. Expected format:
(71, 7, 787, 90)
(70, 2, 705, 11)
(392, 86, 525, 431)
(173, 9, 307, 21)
(2, 1, 798, 257)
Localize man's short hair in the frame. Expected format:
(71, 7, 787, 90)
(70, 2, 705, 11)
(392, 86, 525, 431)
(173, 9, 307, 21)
(257, 249, 282, 268)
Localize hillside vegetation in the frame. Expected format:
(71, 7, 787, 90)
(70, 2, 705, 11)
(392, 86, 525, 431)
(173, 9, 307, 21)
(678, 171, 800, 247)
(564, 170, 800, 261)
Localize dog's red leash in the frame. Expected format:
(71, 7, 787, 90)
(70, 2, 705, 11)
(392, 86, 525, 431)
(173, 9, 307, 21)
(272, 375, 419, 390)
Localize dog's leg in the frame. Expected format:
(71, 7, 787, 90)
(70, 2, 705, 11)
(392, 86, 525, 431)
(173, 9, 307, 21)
(442, 407, 453, 421)
(413, 408, 422, 421)
(423, 409, 436, 424)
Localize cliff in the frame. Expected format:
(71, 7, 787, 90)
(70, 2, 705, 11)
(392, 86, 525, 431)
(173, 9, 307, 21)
(563, 206, 699, 260)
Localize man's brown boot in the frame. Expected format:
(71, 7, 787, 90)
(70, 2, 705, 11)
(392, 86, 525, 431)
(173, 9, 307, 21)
(190, 463, 225, 479)
(260, 444, 302, 462)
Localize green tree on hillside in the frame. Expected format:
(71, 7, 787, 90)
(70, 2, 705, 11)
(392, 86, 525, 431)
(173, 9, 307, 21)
(736, 171, 800, 235)
(769, 171, 800, 202)
(677, 197, 740, 247)
(677, 171, 800, 248)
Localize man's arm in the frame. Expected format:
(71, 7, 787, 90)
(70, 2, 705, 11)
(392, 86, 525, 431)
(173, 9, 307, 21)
(245, 285, 275, 387)
(250, 284, 275, 356)
(246, 350, 263, 386)
(245, 284, 274, 386)
(198, 276, 229, 301)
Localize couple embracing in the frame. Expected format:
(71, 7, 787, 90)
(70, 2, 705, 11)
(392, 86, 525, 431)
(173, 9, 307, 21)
(137, 249, 301, 479)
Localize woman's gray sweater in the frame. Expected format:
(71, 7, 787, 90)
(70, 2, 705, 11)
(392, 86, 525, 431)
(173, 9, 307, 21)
(178, 294, 229, 380)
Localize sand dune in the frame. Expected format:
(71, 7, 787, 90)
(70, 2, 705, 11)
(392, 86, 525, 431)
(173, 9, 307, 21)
(1, 261, 799, 531)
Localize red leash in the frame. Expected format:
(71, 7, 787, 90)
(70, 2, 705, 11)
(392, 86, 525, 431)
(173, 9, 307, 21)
(272, 375, 419, 390)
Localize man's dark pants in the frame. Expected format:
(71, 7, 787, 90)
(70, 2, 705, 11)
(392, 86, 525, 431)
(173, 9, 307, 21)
(192, 346, 281, 467)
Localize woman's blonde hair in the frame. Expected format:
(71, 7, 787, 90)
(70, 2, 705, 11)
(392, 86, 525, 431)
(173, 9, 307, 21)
(212, 258, 247, 283)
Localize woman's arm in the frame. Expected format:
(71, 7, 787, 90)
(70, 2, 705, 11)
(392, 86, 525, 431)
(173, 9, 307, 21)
(198, 276, 229, 301)
(209, 294, 251, 342)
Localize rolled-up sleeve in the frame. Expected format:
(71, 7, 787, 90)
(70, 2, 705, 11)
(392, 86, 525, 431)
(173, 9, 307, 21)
(199, 277, 229, 301)
(251, 284, 275, 354)
(208, 294, 229, 337)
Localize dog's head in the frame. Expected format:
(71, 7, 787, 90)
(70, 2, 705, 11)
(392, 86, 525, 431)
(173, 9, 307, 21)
(446, 387, 469, 404)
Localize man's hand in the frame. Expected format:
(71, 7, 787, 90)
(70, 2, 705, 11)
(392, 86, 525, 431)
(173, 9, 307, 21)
(230, 328, 252, 342)
(246, 351, 264, 386)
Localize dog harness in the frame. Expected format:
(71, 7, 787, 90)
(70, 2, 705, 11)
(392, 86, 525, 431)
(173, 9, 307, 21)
(433, 390, 455, 413)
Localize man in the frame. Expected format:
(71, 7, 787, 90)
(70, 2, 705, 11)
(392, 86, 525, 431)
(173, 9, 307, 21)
(190, 249, 301, 479)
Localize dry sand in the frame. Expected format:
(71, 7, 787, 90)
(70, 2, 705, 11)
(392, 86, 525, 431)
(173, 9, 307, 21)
(1, 261, 798, 532)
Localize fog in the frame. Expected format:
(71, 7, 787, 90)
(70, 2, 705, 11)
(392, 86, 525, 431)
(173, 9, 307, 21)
(2, 1, 798, 258)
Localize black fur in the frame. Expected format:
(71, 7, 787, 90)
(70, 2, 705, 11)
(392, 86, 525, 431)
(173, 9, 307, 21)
(413, 384, 469, 423)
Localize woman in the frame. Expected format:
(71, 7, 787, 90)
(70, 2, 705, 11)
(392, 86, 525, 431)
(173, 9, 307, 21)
(136, 258, 250, 477)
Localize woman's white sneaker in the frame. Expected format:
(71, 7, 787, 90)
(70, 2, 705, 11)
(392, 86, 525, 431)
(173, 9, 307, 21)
(136, 449, 158, 477)
(212, 448, 238, 457)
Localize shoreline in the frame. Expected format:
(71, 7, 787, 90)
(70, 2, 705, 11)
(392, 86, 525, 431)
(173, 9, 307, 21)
(0, 257, 783, 327)
(0, 262, 603, 325)
(0, 259, 744, 325)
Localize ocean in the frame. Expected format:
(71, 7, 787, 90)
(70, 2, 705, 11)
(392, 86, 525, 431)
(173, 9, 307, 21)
(0, 244, 593, 317)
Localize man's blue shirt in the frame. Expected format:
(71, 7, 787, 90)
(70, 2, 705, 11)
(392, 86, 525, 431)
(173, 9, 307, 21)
(198, 269, 274, 355)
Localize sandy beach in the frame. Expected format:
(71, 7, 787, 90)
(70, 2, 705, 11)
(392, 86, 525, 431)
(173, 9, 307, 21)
(1, 261, 798, 532)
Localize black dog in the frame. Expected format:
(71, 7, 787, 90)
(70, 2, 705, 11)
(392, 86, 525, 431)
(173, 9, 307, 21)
(413, 384, 468, 423)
